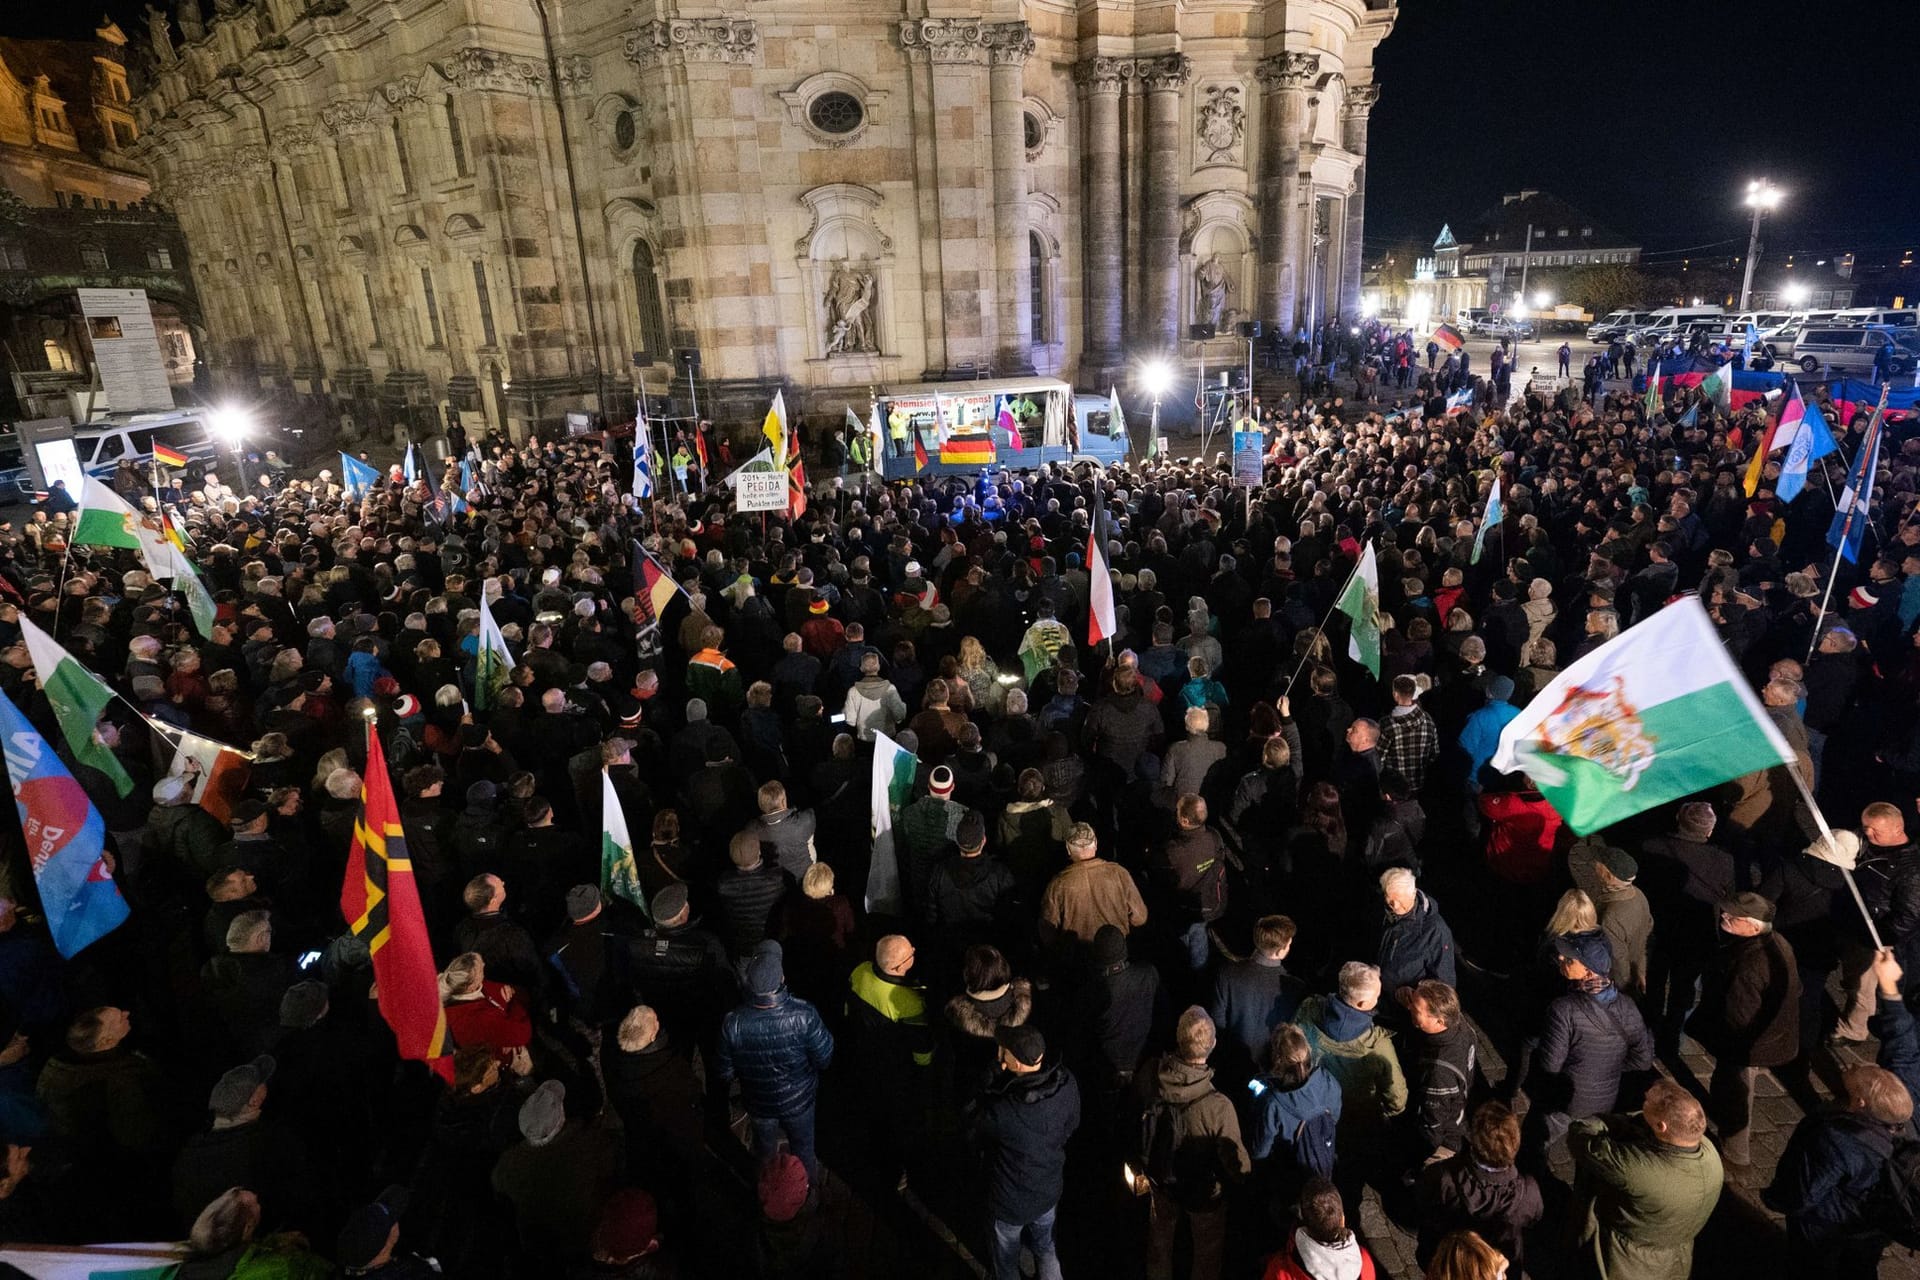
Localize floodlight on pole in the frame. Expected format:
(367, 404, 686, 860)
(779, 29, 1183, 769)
(1782, 281, 1810, 307)
(1740, 178, 1783, 310)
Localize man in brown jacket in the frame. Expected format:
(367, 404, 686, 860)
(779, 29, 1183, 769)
(1039, 823, 1148, 954)
(1690, 891, 1801, 1169)
(1590, 847, 1653, 999)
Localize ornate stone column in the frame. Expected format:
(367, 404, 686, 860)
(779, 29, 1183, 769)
(1137, 54, 1190, 352)
(1339, 84, 1377, 323)
(1074, 57, 1126, 378)
(986, 23, 1035, 375)
(1255, 52, 1317, 334)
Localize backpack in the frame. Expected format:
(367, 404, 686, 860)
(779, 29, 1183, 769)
(1288, 1108, 1337, 1179)
(1873, 1133, 1920, 1248)
(1139, 1096, 1196, 1194)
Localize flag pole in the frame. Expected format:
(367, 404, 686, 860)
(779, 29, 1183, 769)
(1283, 545, 1366, 695)
(1784, 760, 1884, 950)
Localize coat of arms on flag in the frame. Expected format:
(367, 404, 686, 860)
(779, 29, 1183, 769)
(1534, 676, 1657, 793)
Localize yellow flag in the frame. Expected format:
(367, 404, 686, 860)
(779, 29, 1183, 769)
(762, 389, 789, 465)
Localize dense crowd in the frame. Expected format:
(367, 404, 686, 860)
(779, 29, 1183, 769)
(1, 358, 1920, 1280)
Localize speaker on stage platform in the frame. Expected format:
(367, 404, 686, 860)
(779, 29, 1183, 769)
(1189, 323, 1216, 340)
(1237, 320, 1262, 339)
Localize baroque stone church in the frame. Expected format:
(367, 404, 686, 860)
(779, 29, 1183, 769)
(128, 0, 1395, 440)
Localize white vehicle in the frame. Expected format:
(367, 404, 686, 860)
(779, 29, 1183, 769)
(1790, 325, 1918, 376)
(1833, 307, 1918, 330)
(1628, 306, 1726, 345)
(73, 413, 221, 482)
(1588, 310, 1656, 342)
(1456, 307, 1492, 334)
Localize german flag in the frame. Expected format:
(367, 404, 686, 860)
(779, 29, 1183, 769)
(152, 443, 189, 468)
(939, 433, 996, 466)
(1433, 324, 1465, 353)
(341, 726, 451, 1082)
(633, 542, 683, 628)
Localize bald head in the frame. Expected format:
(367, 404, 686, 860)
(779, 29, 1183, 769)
(875, 934, 915, 977)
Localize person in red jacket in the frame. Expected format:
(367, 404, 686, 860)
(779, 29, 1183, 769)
(1478, 774, 1564, 886)
(1262, 1177, 1377, 1280)
(440, 951, 532, 1067)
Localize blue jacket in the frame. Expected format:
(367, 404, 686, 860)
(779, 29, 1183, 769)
(1764, 1109, 1897, 1242)
(1246, 1066, 1342, 1162)
(717, 989, 834, 1117)
(345, 649, 388, 700)
(965, 1061, 1081, 1222)
(1871, 991, 1920, 1112)
(1377, 892, 1457, 994)
(1208, 957, 1303, 1073)
(1458, 702, 1519, 791)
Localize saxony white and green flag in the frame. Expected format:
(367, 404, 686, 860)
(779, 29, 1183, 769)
(74, 476, 172, 575)
(866, 730, 917, 916)
(1699, 363, 1732, 413)
(1491, 597, 1792, 834)
(1335, 543, 1381, 678)
(20, 615, 132, 798)
(600, 768, 645, 911)
(474, 588, 513, 710)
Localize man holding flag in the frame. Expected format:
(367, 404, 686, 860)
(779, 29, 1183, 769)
(1471, 472, 1503, 566)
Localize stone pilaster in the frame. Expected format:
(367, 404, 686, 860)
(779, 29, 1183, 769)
(1137, 53, 1189, 352)
(1339, 84, 1377, 323)
(986, 22, 1035, 375)
(1074, 57, 1126, 379)
(899, 19, 994, 376)
(1255, 51, 1317, 334)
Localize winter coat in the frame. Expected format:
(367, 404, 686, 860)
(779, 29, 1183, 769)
(1376, 892, 1457, 995)
(842, 676, 906, 742)
(924, 853, 1017, 939)
(1414, 1153, 1544, 1273)
(1843, 841, 1920, 952)
(718, 988, 835, 1118)
(1137, 1054, 1252, 1207)
(946, 979, 1033, 1092)
(1689, 928, 1801, 1068)
(443, 980, 534, 1061)
(454, 912, 545, 993)
(1085, 960, 1160, 1086)
(1594, 882, 1654, 998)
(966, 1060, 1081, 1222)
(1084, 688, 1162, 773)
(604, 1033, 705, 1178)
(715, 863, 788, 958)
(1039, 858, 1148, 946)
(755, 809, 817, 884)
(1296, 994, 1407, 1129)
(1246, 1066, 1342, 1163)
(490, 1123, 621, 1260)
(147, 802, 231, 878)
(1409, 1020, 1478, 1155)
(1152, 825, 1229, 924)
(1207, 957, 1304, 1078)
(1539, 985, 1653, 1118)
(171, 1118, 315, 1235)
(997, 800, 1072, 891)
(1568, 1113, 1724, 1280)
(1763, 1109, 1897, 1243)
(34, 1047, 170, 1155)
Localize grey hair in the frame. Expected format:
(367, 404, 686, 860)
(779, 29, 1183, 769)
(1338, 961, 1382, 1005)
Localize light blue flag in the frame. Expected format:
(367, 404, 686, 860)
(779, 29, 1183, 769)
(403, 444, 418, 484)
(1776, 399, 1838, 503)
(632, 413, 655, 499)
(452, 457, 472, 514)
(0, 688, 128, 957)
(340, 452, 380, 500)
(1471, 475, 1502, 565)
(1828, 398, 1885, 563)
(1678, 404, 1699, 430)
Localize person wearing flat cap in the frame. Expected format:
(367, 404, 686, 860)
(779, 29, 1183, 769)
(171, 1055, 318, 1239)
(1528, 929, 1654, 1164)
(1690, 891, 1800, 1168)
(490, 1079, 619, 1260)
(1589, 847, 1653, 999)
(964, 1022, 1080, 1280)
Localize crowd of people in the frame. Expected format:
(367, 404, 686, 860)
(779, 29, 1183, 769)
(1, 351, 1919, 1280)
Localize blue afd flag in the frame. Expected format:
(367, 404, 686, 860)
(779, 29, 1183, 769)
(1777, 398, 1839, 503)
(0, 688, 127, 957)
(1828, 398, 1885, 563)
(403, 444, 419, 484)
(340, 452, 380, 499)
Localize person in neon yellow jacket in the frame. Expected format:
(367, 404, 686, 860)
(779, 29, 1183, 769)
(847, 935, 935, 1189)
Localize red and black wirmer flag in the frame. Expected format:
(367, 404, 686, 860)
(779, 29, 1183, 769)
(341, 724, 452, 1082)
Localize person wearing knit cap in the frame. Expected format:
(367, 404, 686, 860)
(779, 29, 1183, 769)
(1692, 892, 1799, 1167)
(754, 1152, 825, 1277)
(1458, 674, 1520, 794)
(1527, 929, 1653, 1163)
(586, 1188, 669, 1275)
(718, 940, 834, 1180)
(896, 765, 966, 915)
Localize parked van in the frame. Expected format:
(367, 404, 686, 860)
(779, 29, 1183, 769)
(73, 413, 221, 482)
(1833, 307, 1918, 330)
(1631, 306, 1726, 344)
(1455, 307, 1491, 333)
(1588, 310, 1656, 342)
(1789, 325, 1918, 376)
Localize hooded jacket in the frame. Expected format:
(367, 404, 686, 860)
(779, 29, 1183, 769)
(965, 1059, 1081, 1222)
(842, 675, 907, 742)
(1261, 1227, 1378, 1280)
(717, 983, 835, 1118)
(1376, 892, 1457, 994)
(1295, 994, 1407, 1127)
(1246, 1064, 1342, 1164)
(1140, 1054, 1252, 1206)
(1414, 1152, 1544, 1272)
(945, 979, 1032, 1091)
(1409, 1020, 1477, 1155)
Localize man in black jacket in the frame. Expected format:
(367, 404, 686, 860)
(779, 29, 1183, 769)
(454, 874, 545, 996)
(965, 1024, 1080, 1280)
(924, 810, 1017, 959)
(716, 830, 787, 960)
(1404, 979, 1478, 1163)
(1206, 914, 1300, 1088)
(1835, 803, 1920, 1043)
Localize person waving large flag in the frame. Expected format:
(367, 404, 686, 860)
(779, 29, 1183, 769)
(1470, 475, 1502, 565)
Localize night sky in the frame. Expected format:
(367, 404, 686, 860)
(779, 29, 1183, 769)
(1367, 0, 1920, 262)
(14, 0, 1920, 265)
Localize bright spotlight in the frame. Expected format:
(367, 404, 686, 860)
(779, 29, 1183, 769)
(207, 405, 252, 447)
(1782, 282, 1810, 306)
(1141, 360, 1173, 399)
(1360, 295, 1379, 318)
(1533, 290, 1553, 310)
(1406, 295, 1432, 328)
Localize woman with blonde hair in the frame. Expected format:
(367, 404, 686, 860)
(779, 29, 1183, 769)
(955, 634, 1005, 714)
(1425, 1230, 1508, 1280)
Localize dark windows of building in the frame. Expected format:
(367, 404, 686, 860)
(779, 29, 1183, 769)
(0, 243, 25, 271)
(147, 246, 172, 269)
(1029, 231, 1046, 343)
(473, 259, 497, 347)
(445, 97, 469, 177)
(807, 91, 863, 136)
(1023, 112, 1042, 151)
(631, 240, 668, 361)
(420, 267, 443, 347)
(391, 117, 414, 194)
(614, 109, 636, 152)
(81, 244, 107, 270)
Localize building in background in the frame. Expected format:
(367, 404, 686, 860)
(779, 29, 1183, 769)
(127, 0, 1396, 442)
(0, 20, 198, 423)
(1402, 191, 1641, 323)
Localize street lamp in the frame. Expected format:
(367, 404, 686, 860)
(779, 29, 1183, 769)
(1782, 281, 1810, 308)
(207, 404, 254, 491)
(1740, 179, 1783, 310)
(1533, 290, 1553, 311)
(1141, 359, 1172, 456)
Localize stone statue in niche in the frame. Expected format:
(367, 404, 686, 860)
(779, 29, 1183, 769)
(143, 4, 175, 64)
(824, 260, 877, 355)
(1197, 85, 1244, 163)
(1195, 253, 1233, 330)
